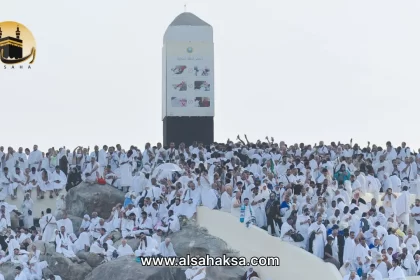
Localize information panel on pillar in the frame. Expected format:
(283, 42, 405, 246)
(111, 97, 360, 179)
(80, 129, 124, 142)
(165, 42, 214, 117)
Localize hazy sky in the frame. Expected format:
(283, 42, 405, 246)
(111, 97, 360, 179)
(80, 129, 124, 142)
(2, 0, 420, 152)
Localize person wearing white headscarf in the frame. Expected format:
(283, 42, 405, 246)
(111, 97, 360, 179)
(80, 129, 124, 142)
(80, 214, 90, 231)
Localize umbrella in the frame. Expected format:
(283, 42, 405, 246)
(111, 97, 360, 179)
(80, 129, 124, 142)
(152, 163, 182, 179)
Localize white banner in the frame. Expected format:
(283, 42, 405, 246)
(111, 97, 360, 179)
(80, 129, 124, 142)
(164, 42, 214, 117)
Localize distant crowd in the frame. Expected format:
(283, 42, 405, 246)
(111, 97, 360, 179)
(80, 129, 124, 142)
(0, 138, 419, 279)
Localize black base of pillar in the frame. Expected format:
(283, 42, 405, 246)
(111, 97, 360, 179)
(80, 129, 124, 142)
(163, 117, 214, 147)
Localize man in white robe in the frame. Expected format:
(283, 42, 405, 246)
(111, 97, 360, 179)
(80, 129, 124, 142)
(157, 210, 180, 233)
(14, 266, 28, 280)
(396, 186, 410, 232)
(82, 157, 99, 184)
(116, 239, 134, 257)
(91, 218, 112, 240)
(296, 208, 311, 250)
(57, 213, 74, 235)
(134, 232, 159, 257)
(159, 238, 177, 257)
(280, 217, 300, 247)
(137, 211, 153, 235)
(74, 228, 91, 253)
(381, 188, 397, 218)
(220, 186, 233, 212)
(388, 259, 406, 279)
(28, 146, 42, 170)
(307, 215, 326, 259)
(119, 150, 134, 192)
(250, 186, 266, 228)
(90, 228, 108, 254)
(52, 166, 67, 191)
(180, 183, 201, 219)
(27, 167, 39, 193)
(411, 199, 420, 235)
(201, 184, 218, 210)
(55, 227, 79, 261)
(353, 237, 370, 275)
(89, 212, 101, 238)
(403, 229, 419, 255)
(28, 258, 48, 280)
(0, 167, 15, 199)
(104, 165, 121, 188)
(11, 167, 26, 199)
(39, 208, 57, 243)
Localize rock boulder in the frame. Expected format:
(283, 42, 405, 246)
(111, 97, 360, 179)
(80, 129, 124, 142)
(84, 256, 185, 280)
(40, 252, 92, 280)
(170, 222, 231, 257)
(66, 183, 125, 219)
(76, 251, 104, 268)
(0, 263, 17, 280)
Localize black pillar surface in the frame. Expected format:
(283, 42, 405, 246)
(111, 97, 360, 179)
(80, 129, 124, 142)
(163, 117, 214, 147)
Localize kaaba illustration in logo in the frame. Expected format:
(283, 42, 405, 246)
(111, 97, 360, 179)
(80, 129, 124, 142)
(0, 21, 36, 65)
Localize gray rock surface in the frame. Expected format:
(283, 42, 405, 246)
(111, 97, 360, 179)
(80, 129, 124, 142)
(0, 263, 17, 280)
(171, 222, 233, 257)
(66, 183, 125, 219)
(40, 252, 92, 280)
(68, 214, 83, 234)
(77, 251, 104, 268)
(84, 256, 185, 280)
(86, 222, 245, 280)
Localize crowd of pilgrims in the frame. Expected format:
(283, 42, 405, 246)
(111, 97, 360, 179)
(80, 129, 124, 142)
(1, 137, 420, 279)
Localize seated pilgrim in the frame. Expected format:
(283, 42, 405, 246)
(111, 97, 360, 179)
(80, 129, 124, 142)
(185, 266, 206, 280)
(0, 248, 29, 266)
(122, 212, 143, 239)
(101, 240, 116, 262)
(137, 211, 153, 235)
(28, 257, 48, 280)
(90, 218, 112, 240)
(55, 226, 84, 263)
(28, 244, 41, 263)
(117, 239, 134, 257)
(158, 238, 177, 257)
(104, 165, 121, 188)
(169, 197, 183, 217)
(82, 156, 100, 184)
(156, 210, 180, 233)
(74, 227, 91, 253)
(179, 182, 201, 220)
(51, 166, 67, 192)
(134, 232, 159, 257)
(90, 228, 109, 254)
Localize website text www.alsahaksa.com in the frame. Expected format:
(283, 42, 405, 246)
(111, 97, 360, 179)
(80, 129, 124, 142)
(140, 254, 280, 267)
